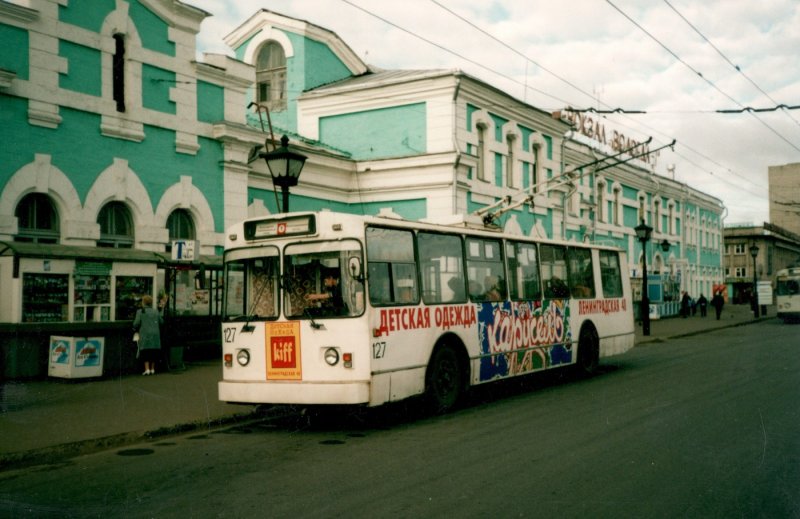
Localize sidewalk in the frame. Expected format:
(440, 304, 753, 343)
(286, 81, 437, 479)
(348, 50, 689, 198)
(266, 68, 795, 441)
(0, 304, 775, 471)
(0, 361, 257, 471)
(634, 303, 775, 345)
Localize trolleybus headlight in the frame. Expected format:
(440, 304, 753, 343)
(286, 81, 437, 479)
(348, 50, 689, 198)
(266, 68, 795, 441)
(236, 349, 251, 366)
(324, 347, 340, 366)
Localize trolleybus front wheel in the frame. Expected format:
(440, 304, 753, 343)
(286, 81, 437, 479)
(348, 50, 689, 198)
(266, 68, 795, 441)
(425, 345, 464, 413)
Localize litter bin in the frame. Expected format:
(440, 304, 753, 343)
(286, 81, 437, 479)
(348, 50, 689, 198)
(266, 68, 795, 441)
(49, 336, 104, 378)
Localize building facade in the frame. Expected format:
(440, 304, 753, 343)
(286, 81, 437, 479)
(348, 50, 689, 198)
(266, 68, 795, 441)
(769, 162, 800, 237)
(723, 223, 800, 305)
(0, 1, 724, 378)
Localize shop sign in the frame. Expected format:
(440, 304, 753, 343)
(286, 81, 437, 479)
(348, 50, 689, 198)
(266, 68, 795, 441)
(172, 240, 197, 261)
(75, 261, 111, 276)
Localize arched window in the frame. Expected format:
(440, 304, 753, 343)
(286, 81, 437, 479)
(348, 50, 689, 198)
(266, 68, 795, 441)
(506, 134, 515, 188)
(97, 201, 133, 248)
(113, 34, 126, 112)
(476, 123, 487, 181)
(15, 193, 59, 243)
(654, 199, 661, 232)
(256, 41, 286, 110)
(596, 181, 606, 223)
(166, 209, 195, 253)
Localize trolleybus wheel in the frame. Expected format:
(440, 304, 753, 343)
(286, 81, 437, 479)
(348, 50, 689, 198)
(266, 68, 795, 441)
(426, 345, 463, 413)
(576, 324, 599, 376)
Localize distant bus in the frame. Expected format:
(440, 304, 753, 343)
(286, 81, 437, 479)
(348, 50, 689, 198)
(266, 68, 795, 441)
(775, 266, 800, 323)
(218, 211, 635, 411)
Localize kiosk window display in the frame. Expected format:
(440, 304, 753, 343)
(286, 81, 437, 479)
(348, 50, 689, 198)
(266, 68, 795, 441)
(73, 274, 111, 322)
(22, 273, 69, 322)
(116, 276, 154, 320)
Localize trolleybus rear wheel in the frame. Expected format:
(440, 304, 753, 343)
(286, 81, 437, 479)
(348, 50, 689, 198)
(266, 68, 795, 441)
(576, 324, 599, 376)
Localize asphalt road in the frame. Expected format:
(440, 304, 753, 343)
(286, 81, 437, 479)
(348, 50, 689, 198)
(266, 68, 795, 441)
(1, 319, 798, 518)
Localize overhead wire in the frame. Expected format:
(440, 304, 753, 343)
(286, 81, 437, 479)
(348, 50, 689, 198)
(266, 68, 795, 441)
(334, 0, 784, 207)
(662, 0, 800, 130)
(605, 0, 800, 154)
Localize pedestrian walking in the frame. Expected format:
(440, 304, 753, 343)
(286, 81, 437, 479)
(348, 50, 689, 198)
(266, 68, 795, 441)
(711, 292, 724, 320)
(680, 291, 691, 318)
(697, 293, 708, 317)
(133, 294, 163, 375)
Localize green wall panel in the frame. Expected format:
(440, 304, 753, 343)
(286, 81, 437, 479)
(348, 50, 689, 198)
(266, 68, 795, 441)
(299, 35, 351, 90)
(59, 40, 101, 96)
(319, 103, 427, 160)
(0, 23, 29, 80)
(494, 152, 503, 186)
(248, 189, 426, 221)
(59, 0, 115, 32)
(0, 103, 225, 232)
(142, 64, 176, 114)
(129, 0, 175, 56)
(197, 80, 224, 123)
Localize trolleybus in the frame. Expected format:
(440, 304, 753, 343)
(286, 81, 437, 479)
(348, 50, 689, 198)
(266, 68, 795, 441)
(775, 266, 800, 323)
(219, 211, 635, 411)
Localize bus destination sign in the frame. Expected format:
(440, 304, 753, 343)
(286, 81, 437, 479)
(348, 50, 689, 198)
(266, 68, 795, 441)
(245, 214, 316, 240)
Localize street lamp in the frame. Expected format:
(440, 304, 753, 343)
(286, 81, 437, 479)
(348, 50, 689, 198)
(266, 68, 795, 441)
(635, 219, 653, 336)
(749, 243, 759, 318)
(260, 134, 307, 213)
(660, 239, 670, 253)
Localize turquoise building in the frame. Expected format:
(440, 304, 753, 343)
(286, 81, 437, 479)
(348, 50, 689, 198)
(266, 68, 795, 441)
(0, 1, 723, 378)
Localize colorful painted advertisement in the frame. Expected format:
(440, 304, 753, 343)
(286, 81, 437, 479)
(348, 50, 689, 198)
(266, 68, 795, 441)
(478, 299, 572, 381)
(50, 337, 71, 365)
(74, 338, 102, 367)
(266, 321, 302, 380)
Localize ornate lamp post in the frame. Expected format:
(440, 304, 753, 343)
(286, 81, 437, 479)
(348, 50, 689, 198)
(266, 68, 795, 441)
(749, 243, 760, 318)
(635, 219, 653, 336)
(260, 135, 307, 213)
(660, 239, 670, 253)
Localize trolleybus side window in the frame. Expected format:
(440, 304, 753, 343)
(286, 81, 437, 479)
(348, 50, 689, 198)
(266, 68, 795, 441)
(418, 232, 466, 304)
(466, 237, 506, 302)
(567, 247, 596, 299)
(599, 250, 624, 298)
(540, 244, 569, 299)
(366, 227, 418, 306)
(506, 241, 542, 300)
(223, 248, 280, 320)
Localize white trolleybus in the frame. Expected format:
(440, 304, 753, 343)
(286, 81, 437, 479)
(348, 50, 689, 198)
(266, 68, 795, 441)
(775, 266, 800, 323)
(219, 211, 635, 411)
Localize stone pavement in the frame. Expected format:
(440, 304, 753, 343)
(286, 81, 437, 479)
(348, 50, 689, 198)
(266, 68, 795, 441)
(0, 304, 775, 471)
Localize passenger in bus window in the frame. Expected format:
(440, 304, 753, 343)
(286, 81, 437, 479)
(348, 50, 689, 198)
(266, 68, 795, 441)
(469, 280, 483, 300)
(448, 277, 465, 301)
(396, 279, 416, 303)
(483, 275, 504, 301)
(546, 276, 569, 298)
(306, 272, 344, 312)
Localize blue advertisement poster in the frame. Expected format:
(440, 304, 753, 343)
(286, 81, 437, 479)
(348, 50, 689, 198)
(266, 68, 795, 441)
(75, 338, 102, 367)
(49, 337, 71, 365)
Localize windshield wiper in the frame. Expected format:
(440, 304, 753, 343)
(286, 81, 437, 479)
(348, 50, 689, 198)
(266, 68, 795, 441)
(242, 271, 272, 333)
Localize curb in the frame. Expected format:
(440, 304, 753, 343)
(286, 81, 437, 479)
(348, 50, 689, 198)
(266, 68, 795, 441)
(0, 410, 260, 473)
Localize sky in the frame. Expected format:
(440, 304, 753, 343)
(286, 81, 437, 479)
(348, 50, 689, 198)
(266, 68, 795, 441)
(187, 0, 800, 225)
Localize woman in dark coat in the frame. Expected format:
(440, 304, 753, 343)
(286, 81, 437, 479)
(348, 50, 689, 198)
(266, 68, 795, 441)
(133, 294, 163, 375)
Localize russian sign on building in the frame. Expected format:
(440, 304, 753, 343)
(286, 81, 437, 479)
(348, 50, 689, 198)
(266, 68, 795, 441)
(553, 109, 660, 169)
